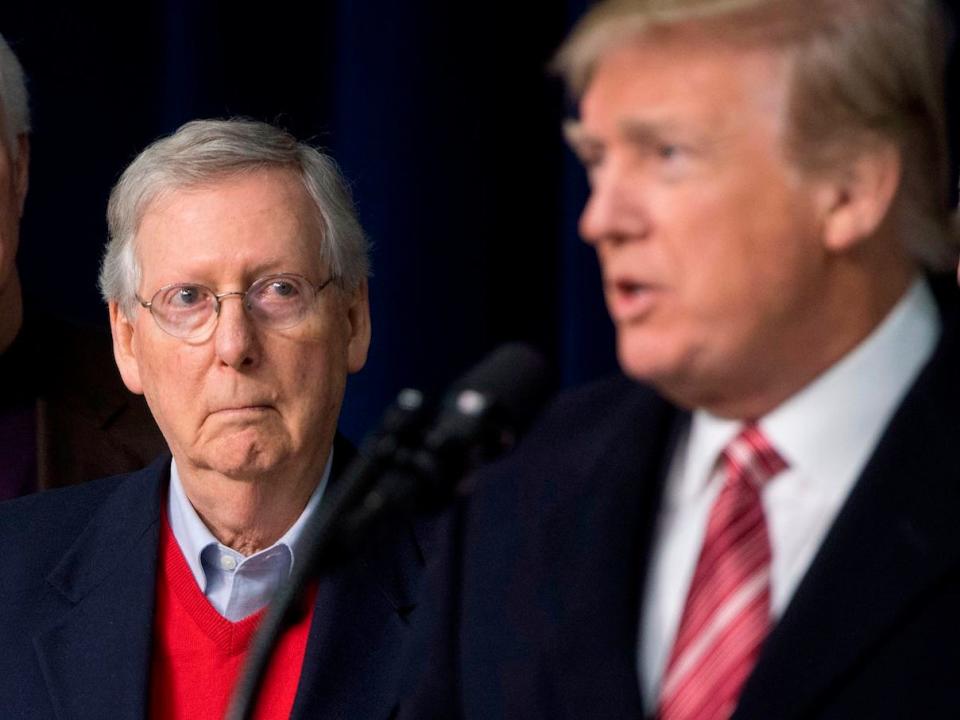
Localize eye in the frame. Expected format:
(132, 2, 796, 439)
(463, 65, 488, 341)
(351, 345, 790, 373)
(266, 279, 300, 299)
(168, 285, 207, 307)
(250, 276, 307, 310)
(657, 144, 680, 160)
(268, 280, 297, 297)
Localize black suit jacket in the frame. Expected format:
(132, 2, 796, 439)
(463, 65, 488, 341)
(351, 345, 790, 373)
(0, 437, 425, 719)
(402, 285, 960, 719)
(1, 307, 165, 492)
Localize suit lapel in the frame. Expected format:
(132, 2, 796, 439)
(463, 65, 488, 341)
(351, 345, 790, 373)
(541, 387, 684, 719)
(291, 435, 425, 719)
(735, 314, 960, 719)
(33, 458, 166, 720)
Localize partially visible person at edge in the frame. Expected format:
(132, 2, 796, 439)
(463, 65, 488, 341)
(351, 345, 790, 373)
(401, 1, 960, 718)
(0, 118, 424, 720)
(0, 32, 163, 498)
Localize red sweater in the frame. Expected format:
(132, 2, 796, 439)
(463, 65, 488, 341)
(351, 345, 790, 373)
(149, 514, 318, 720)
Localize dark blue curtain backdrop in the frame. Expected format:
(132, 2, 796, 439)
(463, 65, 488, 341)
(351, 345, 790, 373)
(1, 1, 618, 443)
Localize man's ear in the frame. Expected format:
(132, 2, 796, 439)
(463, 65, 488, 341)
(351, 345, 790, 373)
(109, 300, 144, 394)
(817, 141, 902, 253)
(13, 134, 28, 216)
(344, 279, 371, 374)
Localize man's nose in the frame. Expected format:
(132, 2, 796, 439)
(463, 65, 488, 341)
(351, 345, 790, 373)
(578, 162, 650, 247)
(213, 293, 260, 370)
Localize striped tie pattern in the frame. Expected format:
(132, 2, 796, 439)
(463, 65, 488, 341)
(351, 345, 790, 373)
(657, 424, 787, 720)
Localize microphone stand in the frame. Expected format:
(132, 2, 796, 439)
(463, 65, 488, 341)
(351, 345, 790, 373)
(226, 343, 549, 720)
(226, 388, 431, 720)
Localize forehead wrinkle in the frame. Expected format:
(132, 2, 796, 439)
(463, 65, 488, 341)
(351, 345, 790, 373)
(142, 251, 320, 295)
(135, 171, 325, 292)
(590, 33, 792, 118)
(619, 117, 678, 144)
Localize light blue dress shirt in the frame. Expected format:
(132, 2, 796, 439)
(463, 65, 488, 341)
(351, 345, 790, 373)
(168, 453, 333, 621)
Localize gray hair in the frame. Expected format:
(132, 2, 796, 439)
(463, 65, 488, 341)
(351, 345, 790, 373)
(100, 118, 369, 314)
(0, 33, 30, 156)
(554, 0, 959, 271)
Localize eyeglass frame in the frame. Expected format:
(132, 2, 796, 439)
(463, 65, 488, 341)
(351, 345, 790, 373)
(135, 272, 339, 340)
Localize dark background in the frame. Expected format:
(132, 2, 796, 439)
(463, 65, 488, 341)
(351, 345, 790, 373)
(3, 2, 958, 442)
(0, 0, 618, 443)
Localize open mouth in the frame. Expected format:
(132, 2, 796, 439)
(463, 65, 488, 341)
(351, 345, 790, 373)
(615, 279, 647, 296)
(607, 279, 657, 321)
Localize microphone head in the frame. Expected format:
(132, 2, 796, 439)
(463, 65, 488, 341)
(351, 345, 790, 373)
(427, 343, 553, 461)
(446, 342, 551, 432)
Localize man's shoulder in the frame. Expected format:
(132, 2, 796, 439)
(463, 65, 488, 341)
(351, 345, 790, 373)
(0, 458, 166, 552)
(505, 374, 674, 463)
(462, 374, 677, 513)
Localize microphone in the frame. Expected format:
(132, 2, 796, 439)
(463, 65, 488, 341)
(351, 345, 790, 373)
(226, 343, 552, 720)
(344, 341, 552, 531)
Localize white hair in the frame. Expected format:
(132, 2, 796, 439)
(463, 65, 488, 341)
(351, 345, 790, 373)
(0, 33, 30, 155)
(555, 0, 959, 271)
(99, 118, 370, 314)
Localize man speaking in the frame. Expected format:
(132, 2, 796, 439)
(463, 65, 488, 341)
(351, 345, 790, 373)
(404, 1, 960, 718)
(0, 119, 421, 719)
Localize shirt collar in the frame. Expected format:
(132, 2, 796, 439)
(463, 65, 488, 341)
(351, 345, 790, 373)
(674, 276, 940, 502)
(168, 451, 334, 592)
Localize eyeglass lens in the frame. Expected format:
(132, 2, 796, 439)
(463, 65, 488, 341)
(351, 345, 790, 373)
(150, 274, 316, 338)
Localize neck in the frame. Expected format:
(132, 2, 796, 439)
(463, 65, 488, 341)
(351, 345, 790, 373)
(176, 459, 324, 556)
(0, 272, 22, 353)
(680, 255, 918, 420)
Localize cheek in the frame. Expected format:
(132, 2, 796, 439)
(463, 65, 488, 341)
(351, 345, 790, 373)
(665, 190, 805, 318)
(282, 332, 345, 396)
(295, 351, 345, 403)
(137, 341, 204, 414)
(281, 356, 346, 448)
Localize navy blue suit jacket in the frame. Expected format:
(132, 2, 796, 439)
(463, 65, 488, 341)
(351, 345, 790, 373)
(402, 282, 960, 719)
(0, 437, 424, 719)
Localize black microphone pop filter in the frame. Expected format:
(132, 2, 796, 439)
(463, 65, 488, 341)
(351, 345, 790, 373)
(425, 342, 551, 466)
(446, 342, 550, 425)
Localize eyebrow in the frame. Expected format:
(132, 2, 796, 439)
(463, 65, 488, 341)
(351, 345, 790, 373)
(563, 116, 691, 151)
(619, 118, 673, 148)
(562, 119, 601, 160)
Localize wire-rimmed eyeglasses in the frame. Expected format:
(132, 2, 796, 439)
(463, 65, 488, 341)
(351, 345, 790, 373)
(136, 272, 337, 340)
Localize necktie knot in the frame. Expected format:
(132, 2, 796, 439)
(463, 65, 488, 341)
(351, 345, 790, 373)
(720, 423, 787, 491)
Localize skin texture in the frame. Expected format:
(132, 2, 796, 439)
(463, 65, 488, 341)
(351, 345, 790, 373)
(110, 168, 370, 554)
(567, 28, 914, 418)
(0, 131, 30, 354)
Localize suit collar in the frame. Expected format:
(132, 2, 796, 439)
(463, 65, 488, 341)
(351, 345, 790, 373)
(538, 384, 684, 718)
(735, 289, 960, 718)
(35, 438, 425, 720)
(292, 433, 426, 718)
(36, 456, 168, 720)
(44, 455, 168, 602)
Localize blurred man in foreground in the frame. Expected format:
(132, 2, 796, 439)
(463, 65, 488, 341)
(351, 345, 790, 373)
(0, 119, 423, 719)
(0, 32, 163, 497)
(404, 1, 960, 718)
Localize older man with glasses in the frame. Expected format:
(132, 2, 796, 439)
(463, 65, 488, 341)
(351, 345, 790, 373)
(0, 119, 422, 720)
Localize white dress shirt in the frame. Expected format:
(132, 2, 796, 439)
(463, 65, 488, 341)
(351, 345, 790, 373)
(638, 278, 940, 712)
(168, 452, 333, 621)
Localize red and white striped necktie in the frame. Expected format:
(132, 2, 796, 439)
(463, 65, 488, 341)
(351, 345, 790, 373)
(657, 424, 787, 720)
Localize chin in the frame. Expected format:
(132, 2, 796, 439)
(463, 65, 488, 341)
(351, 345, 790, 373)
(616, 332, 670, 384)
(204, 434, 288, 480)
(617, 332, 700, 398)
